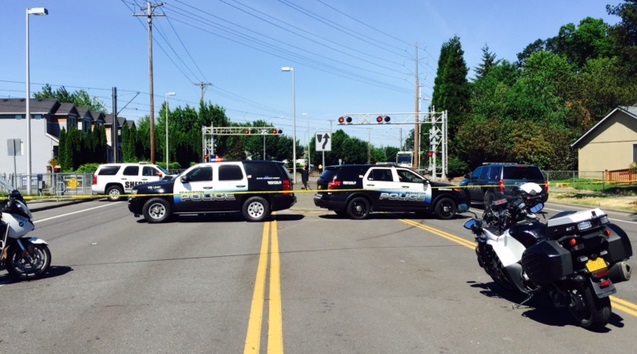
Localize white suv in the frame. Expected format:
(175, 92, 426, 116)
(92, 163, 171, 201)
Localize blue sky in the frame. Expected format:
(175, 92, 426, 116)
(1, 0, 620, 148)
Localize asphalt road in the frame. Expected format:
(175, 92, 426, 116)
(1, 193, 636, 353)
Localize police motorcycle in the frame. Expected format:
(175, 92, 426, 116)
(464, 182, 632, 330)
(0, 178, 51, 280)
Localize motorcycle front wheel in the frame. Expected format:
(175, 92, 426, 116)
(6, 243, 52, 280)
(568, 285, 611, 330)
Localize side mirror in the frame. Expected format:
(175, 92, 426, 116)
(463, 219, 478, 230)
(180, 175, 189, 184)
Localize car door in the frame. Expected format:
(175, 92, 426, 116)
(395, 168, 432, 211)
(467, 166, 484, 202)
(214, 163, 248, 211)
(172, 164, 214, 213)
(121, 165, 140, 193)
(363, 167, 398, 209)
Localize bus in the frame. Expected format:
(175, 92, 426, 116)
(395, 151, 414, 168)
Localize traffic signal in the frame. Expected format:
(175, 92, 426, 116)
(376, 115, 391, 123)
(244, 129, 251, 134)
(338, 116, 352, 124)
(427, 151, 434, 157)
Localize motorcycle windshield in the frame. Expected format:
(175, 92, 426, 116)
(12, 200, 33, 220)
(0, 176, 13, 195)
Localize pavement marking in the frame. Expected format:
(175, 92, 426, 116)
(34, 204, 113, 224)
(244, 220, 284, 354)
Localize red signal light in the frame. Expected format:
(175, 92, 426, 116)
(244, 129, 250, 134)
(272, 129, 278, 135)
(376, 115, 391, 123)
(338, 116, 345, 124)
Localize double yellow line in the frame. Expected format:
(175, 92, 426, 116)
(400, 218, 637, 318)
(244, 220, 284, 354)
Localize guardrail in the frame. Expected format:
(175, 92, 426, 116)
(0, 172, 93, 196)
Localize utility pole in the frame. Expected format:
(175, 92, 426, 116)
(413, 42, 421, 172)
(194, 82, 212, 103)
(134, 2, 164, 164)
(112, 87, 117, 163)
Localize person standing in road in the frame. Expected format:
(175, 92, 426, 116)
(301, 164, 310, 190)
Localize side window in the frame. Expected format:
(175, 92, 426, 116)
(471, 166, 482, 179)
(397, 169, 423, 183)
(123, 166, 139, 176)
(187, 166, 213, 182)
(143, 167, 158, 176)
(219, 165, 244, 181)
(98, 166, 120, 176)
(479, 166, 490, 179)
(368, 168, 393, 182)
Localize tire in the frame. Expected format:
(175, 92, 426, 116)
(484, 191, 496, 208)
(346, 197, 370, 220)
(142, 198, 172, 223)
(106, 185, 124, 201)
(434, 197, 457, 219)
(6, 242, 52, 280)
(242, 196, 270, 222)
(568, 284, 611, 330)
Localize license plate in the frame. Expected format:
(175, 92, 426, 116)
(586, 258, 607, 272)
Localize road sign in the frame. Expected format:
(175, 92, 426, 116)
(315, 132, 331, 152)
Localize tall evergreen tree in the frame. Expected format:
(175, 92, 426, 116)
(474, 44, 501, 80)
(431, 35, 471, 149)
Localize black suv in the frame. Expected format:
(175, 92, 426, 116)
(461, 163, 548, 206)
(128, 160, 296, 223)
(313, 164, 469, 219)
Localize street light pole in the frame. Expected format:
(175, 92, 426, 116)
(25, 7, 48, 195)
(165, 92, 176, 171)
(281, 66, 296, 184)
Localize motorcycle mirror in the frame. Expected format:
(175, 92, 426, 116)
(463, 219, 478, 230)
(530, 203, 544, 213)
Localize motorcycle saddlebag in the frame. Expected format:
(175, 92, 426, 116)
(606, 224, 633, 263)
(521, 240, 573, 286)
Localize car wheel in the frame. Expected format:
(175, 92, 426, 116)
(242, 196, 270, 222)
(106, 185, 124, 201)
(484, 191, 496, 208)
(346, 197, 370, 220)
(434, 197, 457, 219)
(142, 198, 172, 223)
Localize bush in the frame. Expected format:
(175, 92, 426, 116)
(447, 157, 469, 178)
(75, 163, 100, 174)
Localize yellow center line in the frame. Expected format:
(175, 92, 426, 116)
(400, 219, 637, 317)
(244, 220, 284, 354)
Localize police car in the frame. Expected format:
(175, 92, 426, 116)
(127, 160, 296, 223)
(92, 163, 172, 201)
(313, 164, 469, 219)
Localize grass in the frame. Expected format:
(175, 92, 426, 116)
(550, 179, 637, 213)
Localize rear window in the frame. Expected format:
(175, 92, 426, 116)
(244, 162, 286, 180)
(97, 166, 120, 176)
(503, 166, 544, 180)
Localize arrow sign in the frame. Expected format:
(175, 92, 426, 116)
(315, 132, 331, 151)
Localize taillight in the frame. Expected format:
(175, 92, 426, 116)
(544, 180, 549, 193)
(328, 180, 342, 189)
(282, 180, 291, 191)
(498, 179, 505, 193)
(93, 175, 97, 185)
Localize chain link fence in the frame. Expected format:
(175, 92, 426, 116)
(0, 172, 93, 196)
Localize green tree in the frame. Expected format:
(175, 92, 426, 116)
(545, 17, 614, 68)
(431, 35, 471, 148)
(474, 44, 501, 80)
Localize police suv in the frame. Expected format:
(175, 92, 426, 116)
(127, 160, 296, 223)
(92, 163, 172, 201)
(313, 164, 469, 219)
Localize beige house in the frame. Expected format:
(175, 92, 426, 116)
(571, 106, 637, 174)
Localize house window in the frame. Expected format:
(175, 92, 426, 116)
(633, 144, 637, 162)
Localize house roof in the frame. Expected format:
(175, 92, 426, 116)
(571, 106, 637, 148)
(0, 98, 59, 115)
